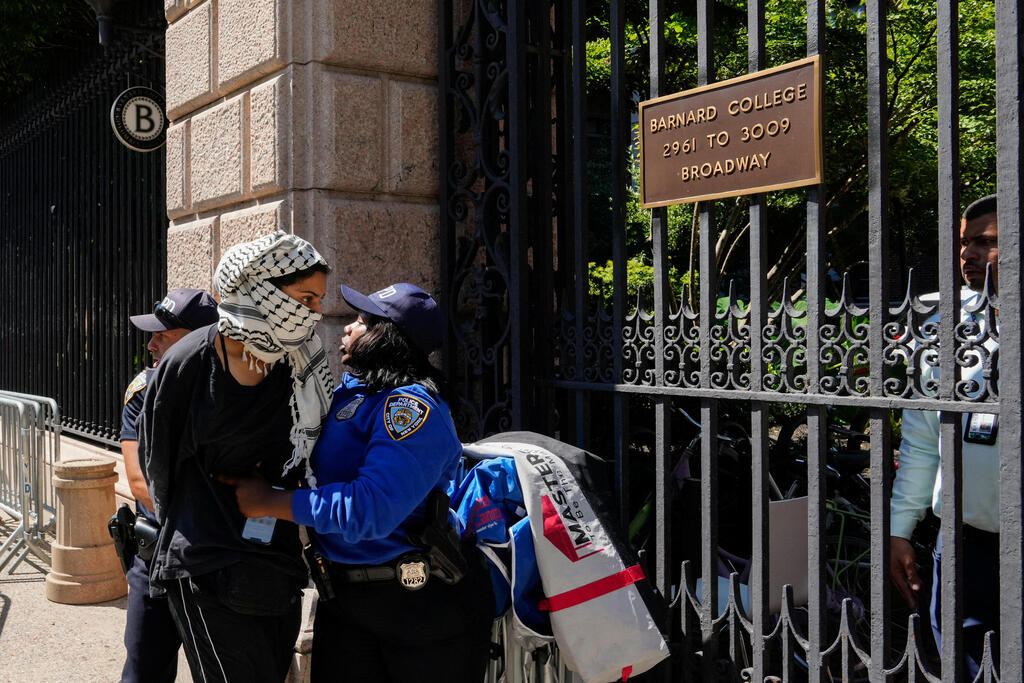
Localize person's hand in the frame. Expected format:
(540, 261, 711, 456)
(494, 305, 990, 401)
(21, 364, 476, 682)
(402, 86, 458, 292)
(889, 536, 920, 609)
(218, 475, 273, 518)
(218, 475, 296, 521)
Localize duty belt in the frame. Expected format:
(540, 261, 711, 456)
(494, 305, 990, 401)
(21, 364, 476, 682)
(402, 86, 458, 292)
(330, 552, 437, 591)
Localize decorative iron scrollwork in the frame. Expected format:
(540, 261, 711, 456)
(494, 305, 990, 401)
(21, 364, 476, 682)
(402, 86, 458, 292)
(882, 269, 999, 402)
(442, 0, 517, 440)
(762, 278, 810, 393)
(623, 296, 656, 385)
(712, 282, 753, 390)
(883, 270, 939, 398)
(956, 278, 999, 402)
(816, 273, 869, 396)
(552, 268, 999, 409)
(666, 285, 702, 388)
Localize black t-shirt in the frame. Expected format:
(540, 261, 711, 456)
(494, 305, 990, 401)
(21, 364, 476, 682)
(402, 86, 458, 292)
(138, 325, 306, 587)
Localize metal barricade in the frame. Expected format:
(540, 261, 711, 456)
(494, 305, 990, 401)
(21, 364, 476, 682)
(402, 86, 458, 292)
(483, 617, 584, 683)
(0, 390, 60, 572)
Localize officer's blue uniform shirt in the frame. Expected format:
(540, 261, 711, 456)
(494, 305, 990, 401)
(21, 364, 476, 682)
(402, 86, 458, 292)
(120, 368, 158, 521)
(120, 368, 153, 442)
(291, 373, 463, 565)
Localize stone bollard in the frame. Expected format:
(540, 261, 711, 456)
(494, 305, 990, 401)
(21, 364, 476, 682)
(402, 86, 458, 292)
(45, 456, 127, 604)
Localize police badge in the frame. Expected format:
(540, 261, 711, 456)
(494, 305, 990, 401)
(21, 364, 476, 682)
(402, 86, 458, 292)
(396, 553, 430, 590)
(335, 395, 365, 421)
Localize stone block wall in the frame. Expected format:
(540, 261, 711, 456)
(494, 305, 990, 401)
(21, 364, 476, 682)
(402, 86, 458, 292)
(163, 0, 441, 376)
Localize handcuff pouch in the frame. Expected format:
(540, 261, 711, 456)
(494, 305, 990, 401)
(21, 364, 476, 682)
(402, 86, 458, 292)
(134, 515, 161, 562)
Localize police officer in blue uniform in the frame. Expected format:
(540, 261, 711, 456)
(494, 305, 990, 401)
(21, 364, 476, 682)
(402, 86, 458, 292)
(120, 288, 219, 683)
(224, 283, 494, 683)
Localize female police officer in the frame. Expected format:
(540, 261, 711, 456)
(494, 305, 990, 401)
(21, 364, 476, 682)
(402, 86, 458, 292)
(225, 283, 494, 683)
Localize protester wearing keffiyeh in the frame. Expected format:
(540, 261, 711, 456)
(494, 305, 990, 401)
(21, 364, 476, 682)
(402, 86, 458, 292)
(214, 230, 334, 487)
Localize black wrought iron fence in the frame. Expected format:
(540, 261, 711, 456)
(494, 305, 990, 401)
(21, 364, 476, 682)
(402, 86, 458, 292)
(0, 1, 166, 446)
(441, 0, 1022, 680)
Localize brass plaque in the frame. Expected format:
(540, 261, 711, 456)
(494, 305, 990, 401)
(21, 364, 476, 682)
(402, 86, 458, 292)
(639, 56, 822, 207)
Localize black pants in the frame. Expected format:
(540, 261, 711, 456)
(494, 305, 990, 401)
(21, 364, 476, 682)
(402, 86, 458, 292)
(931, 526, 1000, 678)
(166, 571, 303, 683)
(311, 551, 495, 682)
(121, 555, 181, 683)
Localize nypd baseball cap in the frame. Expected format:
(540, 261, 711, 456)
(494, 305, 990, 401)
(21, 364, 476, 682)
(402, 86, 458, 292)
(130, 288, 220, 332)
(340, 283, 445, 354)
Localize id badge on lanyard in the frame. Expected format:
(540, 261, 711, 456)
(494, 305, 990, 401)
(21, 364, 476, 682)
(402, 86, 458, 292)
(242, 515, 277, 544)
(964, 412, 998, 445)
(240, 487, 283, 544)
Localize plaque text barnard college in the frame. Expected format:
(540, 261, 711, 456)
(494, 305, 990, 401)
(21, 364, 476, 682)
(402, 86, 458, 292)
(638, 56, 822, 207)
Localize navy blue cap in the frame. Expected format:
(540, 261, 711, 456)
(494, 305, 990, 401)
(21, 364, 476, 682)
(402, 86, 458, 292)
(130, 288, 219, 332)
(340, 283, 445, 354)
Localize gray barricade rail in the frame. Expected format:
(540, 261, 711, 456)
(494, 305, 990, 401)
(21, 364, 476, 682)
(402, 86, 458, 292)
(484, 617, 583, 683)
(0, 390, 60, 572)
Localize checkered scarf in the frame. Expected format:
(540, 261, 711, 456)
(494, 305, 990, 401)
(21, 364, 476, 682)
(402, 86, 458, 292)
(214, 231, 334, 487)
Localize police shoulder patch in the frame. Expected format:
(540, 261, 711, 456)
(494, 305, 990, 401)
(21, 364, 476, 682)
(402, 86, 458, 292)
(382, 394, 430, 441)
(124, 370, 148, 405)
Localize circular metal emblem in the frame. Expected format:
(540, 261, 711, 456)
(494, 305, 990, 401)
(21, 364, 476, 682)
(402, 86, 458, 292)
(110, 87, 167, 152)
(396, 555, 430, 591)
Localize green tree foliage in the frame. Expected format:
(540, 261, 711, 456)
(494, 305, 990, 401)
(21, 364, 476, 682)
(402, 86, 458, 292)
(584, 0, 997, 306)
(0, 1, 96, 111)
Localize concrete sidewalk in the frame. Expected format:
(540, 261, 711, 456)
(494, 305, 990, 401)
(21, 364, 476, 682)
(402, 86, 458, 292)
(0, 553, 192, 683)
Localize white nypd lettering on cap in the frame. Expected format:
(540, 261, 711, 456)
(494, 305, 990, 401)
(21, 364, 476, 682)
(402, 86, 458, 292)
(383, 394, 430, 440)
(160, 297, 176, 311)
(375, 285, 398, 299)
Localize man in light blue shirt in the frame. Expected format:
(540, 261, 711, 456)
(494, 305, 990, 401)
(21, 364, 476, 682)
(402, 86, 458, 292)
(889, 193, 999, 676)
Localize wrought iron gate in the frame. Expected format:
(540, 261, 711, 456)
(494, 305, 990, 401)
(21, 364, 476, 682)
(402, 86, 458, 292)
(441, 0, 1022, 680)
(0, 1, 167, 446)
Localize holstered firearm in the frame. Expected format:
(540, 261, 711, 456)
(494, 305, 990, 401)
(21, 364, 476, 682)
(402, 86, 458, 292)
(107, 503, 137, 575)
(408, 489, 468, 585)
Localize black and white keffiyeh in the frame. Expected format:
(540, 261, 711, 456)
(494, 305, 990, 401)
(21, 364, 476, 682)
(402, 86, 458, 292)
(214, 231, 334, 487)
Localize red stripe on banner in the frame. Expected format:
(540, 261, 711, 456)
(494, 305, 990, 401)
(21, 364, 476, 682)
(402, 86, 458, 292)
(621, 665, 633, 681)
(540, 494, 580, 562)
(537, 565, 646, 612)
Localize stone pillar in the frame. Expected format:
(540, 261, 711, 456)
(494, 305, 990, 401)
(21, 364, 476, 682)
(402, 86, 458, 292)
(45, 456, 127, 604)
(164, 0, 442, 378)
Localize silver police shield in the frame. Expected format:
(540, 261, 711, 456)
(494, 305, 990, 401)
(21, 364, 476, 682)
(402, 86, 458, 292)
(396, 557, 429, 590)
